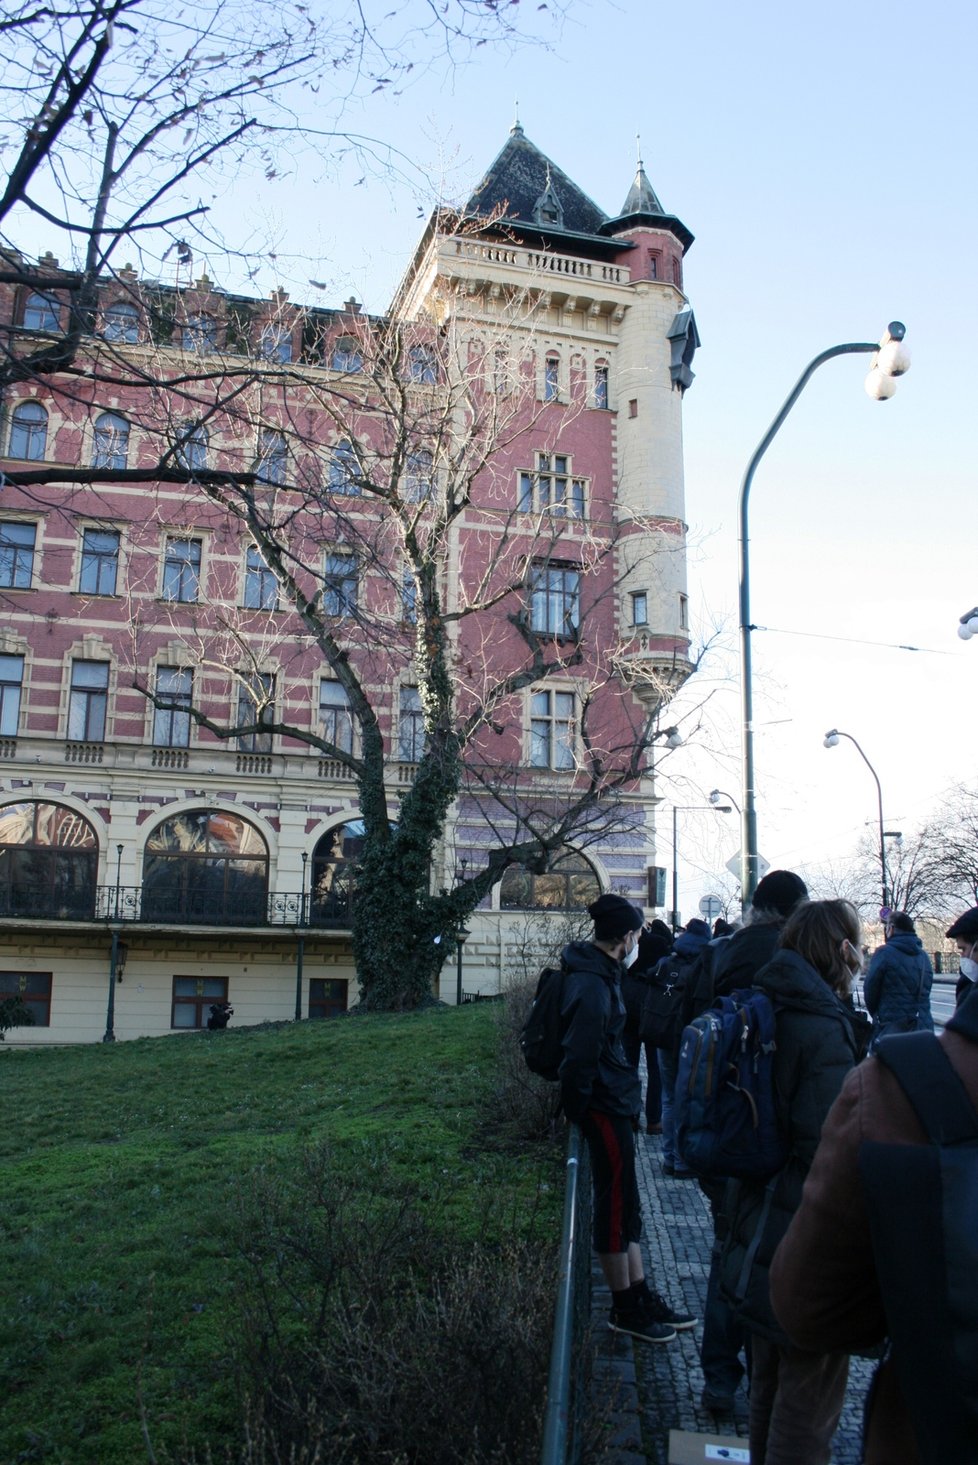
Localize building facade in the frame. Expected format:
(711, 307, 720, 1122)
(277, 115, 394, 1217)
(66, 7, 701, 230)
(0, 127, 697, 1042)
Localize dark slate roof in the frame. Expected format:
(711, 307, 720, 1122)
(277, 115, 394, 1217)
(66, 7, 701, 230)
(619, 161, 664, 217)
(464, 125, 609, 237)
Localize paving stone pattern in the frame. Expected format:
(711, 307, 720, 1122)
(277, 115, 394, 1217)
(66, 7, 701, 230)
(589, 1125, 874, 1464)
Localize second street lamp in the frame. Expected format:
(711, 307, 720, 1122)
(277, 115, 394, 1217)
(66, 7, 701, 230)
(823, 728, 890, 913)
(671, 803, 731, 932)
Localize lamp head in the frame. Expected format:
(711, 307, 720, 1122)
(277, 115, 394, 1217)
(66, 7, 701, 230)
(662, 727, 683, 749)
(958, 608, 978, 640)
(876, 321, 910, 378)
(823, 730, 840, 748)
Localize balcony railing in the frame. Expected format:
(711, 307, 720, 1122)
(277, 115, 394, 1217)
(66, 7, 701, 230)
(0, 885, 354, 929)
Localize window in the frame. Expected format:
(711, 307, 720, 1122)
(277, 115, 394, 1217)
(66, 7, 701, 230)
(529, 565, 580, 638)
(679, 592, 689, 630)
(309, 977, 349, 1019)
(68, 660, 109, 741)
(102, 301, 140, 343)
(0, 972, 52, 1027)
(175, 422, 207, 473)
(0, 522, 36, 588)
(408, 344, 438, 384)
(92, 412, 130, 470)
(594, 364, 609, 410)
(236, 672, 274, 753)
(323, 551, 357, 617)
(152, 666, 192, 748)
(330, 337, 362, 373)
(500, 846, 599, 911)
(628, 398, 638, 419)
(182, 313, 217, 353)
(518, 453, 586, 519)
(0, 801, 97, 920)
(319, 679, 354, 754)
(402, 567, 417, 624)
(328, 439, 359, 495)
(0, 654, 24, 736)
(398, 685, 424, 762)
(162, 537, 202, 603)
(79, 528, 120, 596)
(530, 689, 575, 770)
(244, 545, 277, 610)
(259, 324, 292, 363)
(544, 356, 559, 402)
(404, 449, 433, 502)
(23, 292, 61, 331)
(647, 252, 659, 280)
(143, 809, 269, 926)
(631, 591, 648, 627)
(171, 976, 229, 1029)
(310, 820, 364, 925)
(256, 428, 287, 486)
(7, 401, 48, 460)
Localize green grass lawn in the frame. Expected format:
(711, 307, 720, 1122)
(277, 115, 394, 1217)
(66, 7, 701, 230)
(0, 1006, 560, 1464)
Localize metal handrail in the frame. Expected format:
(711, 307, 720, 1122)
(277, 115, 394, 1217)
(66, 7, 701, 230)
(541, 1123, 590, 1465)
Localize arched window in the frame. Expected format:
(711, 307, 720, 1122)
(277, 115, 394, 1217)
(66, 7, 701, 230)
(182, 313, 217, 353)
(23, 292, 61, 332)
(175, 421, 208, 473)
(8, 401, 48, 461)
(408, 345, 438, 384)
(102, 301, 140, 344)
(328, 439, 359, 494)
(310, 820, 365, 925)
(142, 809, 269, 925)
(499, 847, 601, 911)
(92, 412, 130, 470)
(330, 337, 362, 373)
(0, 800, 97, 919)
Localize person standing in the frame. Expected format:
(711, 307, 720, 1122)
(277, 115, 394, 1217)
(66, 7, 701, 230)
(946, 905, 978, 1006)
(863, 910, 934, 1048)
(654, 917, 711, 1179)
(719, 899, 861, 1465)
(559, 893, 697, 1345)
(620, 918, 671, 1133)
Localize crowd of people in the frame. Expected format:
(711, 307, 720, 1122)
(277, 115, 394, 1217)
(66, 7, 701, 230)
(555, 881, 978, 1465)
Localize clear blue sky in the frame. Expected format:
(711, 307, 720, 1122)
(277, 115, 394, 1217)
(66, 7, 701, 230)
(15, 0, 978, 917)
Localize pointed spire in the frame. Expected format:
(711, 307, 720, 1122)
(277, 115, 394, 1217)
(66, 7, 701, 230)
(620, 147, 664, 217)
(512, 98, 523, 136)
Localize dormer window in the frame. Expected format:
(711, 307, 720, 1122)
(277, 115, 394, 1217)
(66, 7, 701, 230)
(532, 168, 564, 229)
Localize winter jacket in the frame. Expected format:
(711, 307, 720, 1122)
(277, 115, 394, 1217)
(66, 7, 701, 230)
(558, 941, 641, 1124)
(770, 985, 978, 1464)
(652, 927, 711, 989)
(718, 948, 859, 1341)
(621, 929, 672, 1030)
(709, 919, 783, 996)
(863, 932, 934, 1041)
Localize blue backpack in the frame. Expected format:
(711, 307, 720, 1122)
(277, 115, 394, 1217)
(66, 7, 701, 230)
(674, 988, 787, 1180)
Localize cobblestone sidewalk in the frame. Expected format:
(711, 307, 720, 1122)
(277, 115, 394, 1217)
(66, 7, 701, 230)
(590, 1126, 872, 1464)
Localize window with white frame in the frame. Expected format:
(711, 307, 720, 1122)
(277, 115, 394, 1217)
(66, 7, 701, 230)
(529, 564, 580, 638)
(259, 324, 292, 363)
(7, 401, 48, 460)
(236, 672, 274, 752)
(518, 453, 586, 519)
(68, 659, 109, 741)
(544, 355, 560, 401)
(631, 591, 648, 627)
(328, 440, 359, 494)
(182, 313, 217, 353)
(152, 666, 192, 747)
(23, 292, 61, 331)
(404, 449, 433, 501)
(323, 551, 357, 617)
(244, 545, 277, 610)
(175, 421, 208, 473)
(530, 689, 575, 770)
(398, 685, 425, 762)
(330, 337, 363, 373)
(102, 301, 140, 343)
(408, 344, 438, 384)
(0, 654, 25, 736)
(162, 537, 202, 603)
(594, 364, 609, 410)
(79, 528, 120, 596)
(679, 592, 689, 630)
(256, 428, 287, 485)
(0, 522, 37, 588)
(319, 679, 354, 754)
(402, 566, 417, 624)
(92, 412, 129, 470)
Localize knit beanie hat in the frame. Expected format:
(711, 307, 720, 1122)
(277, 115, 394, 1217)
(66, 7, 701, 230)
(684, 918, 711, 940)
(752, 869, 808, 917)
(588, 892, 644, 941)
(947, 906, 978, 940)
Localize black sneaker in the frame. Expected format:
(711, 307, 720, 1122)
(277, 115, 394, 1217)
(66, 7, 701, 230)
(608, 1305, 677, 1344)
(640, 1285, 698, 1332)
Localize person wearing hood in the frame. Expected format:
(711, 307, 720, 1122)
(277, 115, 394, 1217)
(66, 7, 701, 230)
(719, 899, 862, 1465)
(654, 917, 712, 1179)
(620, 918, 671, 1134)
(946, 905, 978, 1006)
(863, 911, 934, 1048)
(559, 893, 696, 1346)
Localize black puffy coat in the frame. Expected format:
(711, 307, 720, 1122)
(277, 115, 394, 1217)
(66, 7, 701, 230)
(558, 941, 641, 1124)
(719, 948, 859, 1341)
(863, 932, 934, 1039)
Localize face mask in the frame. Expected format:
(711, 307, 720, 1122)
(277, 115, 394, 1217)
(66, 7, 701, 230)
(622, 941, 639, 970)
(843, 940, 864, 978)
(960, 945, 978, 983)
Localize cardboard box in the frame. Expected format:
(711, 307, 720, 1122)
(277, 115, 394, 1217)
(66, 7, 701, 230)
(668, 1428, 750, 1464)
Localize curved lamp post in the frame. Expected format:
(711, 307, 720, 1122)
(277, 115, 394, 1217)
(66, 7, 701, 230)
(709, 787, 741, 816)
(823, 728, 890, 912)
(739, 323, 910, 905)
(671, 802, 732, 933)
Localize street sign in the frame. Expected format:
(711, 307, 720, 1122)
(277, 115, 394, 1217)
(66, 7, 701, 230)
(699, 895, 723, 922)
(725, 850, 770, 881)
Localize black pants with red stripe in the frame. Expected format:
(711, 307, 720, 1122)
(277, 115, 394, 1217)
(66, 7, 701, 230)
(580, 1109, 642, 1254)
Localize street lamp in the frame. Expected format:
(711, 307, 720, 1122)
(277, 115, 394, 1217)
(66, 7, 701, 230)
(957, 607, 978, 640)
(671, 803, 732, 933)
(739, 323, 910, 905)
(709, 788, 741, 815)
(823, 728, 890, 912)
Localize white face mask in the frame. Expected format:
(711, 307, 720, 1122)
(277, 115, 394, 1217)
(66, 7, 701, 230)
(960, 944, 978, 983)
(622, 941, 639, 970)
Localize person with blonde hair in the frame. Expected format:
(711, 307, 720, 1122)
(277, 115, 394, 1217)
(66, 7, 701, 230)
(718, 899, 863, 1465)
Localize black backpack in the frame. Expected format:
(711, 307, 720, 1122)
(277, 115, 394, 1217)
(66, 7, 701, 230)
(861, 1032, 978, 1463)
(519, 964, 568, 1081)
